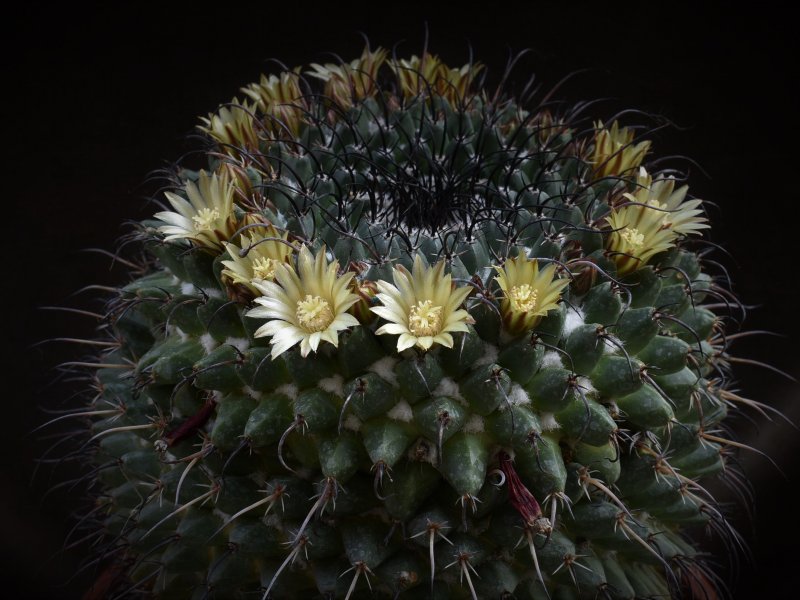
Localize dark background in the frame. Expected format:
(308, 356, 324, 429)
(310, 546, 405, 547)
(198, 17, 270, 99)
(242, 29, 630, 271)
(7, 3, 799, 598)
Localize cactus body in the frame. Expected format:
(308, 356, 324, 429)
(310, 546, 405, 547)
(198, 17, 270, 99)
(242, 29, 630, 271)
(69, 47, 756, 599)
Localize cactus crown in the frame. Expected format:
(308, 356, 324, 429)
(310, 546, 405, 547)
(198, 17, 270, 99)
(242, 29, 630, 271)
(54, 45, 766, 600)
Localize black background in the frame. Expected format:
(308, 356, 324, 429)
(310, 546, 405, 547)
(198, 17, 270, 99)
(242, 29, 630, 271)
(7, 3, 799, 598)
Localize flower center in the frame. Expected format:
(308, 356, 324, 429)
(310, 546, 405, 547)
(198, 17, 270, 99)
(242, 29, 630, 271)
(408, 300, 443, 337)
(620, 227, 645, 248)
(192, 207, 221, 231)
(251, 257, 279, 281)
(296, 294, 334, 332)
(509, 284, 538, 313)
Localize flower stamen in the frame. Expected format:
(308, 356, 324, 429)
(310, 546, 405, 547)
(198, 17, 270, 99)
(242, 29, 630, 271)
(620, 227, 645, 248)
(508, 285, 538, 313)
(191, 207, 221, 231)
(251, 257, 280, 281)
(296, 295, 334, 332)
(408, 300, 443, 337)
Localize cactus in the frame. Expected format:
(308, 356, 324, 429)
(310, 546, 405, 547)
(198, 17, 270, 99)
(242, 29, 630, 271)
(52, 45, 780, 599)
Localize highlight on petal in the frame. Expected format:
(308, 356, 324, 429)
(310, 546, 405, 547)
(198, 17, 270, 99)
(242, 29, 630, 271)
(494, 249, 570, 335)
(245, 245, 360, 358)
(371, 255, 475, 352)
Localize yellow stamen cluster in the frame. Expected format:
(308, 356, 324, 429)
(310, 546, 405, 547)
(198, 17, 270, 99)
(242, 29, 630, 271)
(192, 208, 221, 231)
(508, 284, 539, 313)
(592, 121, 652, 179)
(296, 295, 335, 332)
(620, 227, 645, 248)
(408, 300, 443, 337)
(251, 256, 280, 281)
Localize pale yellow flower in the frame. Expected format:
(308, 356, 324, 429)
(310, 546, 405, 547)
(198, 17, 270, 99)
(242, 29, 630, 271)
(389, 53, 483, 104)
(307, 47, 387, 107)
(624, 168, 709, 237)
(494, 250, 570, 334)
(198, 98, 260, 153)
(247, 246, 360, 359)
(592, 121, 651, 179)
(154, 170, 237, 250)
(605, 167, 708, 275)
(221, 225, 295, 297)
(371, 255, 474, 352)
(241, 68, 307, 137)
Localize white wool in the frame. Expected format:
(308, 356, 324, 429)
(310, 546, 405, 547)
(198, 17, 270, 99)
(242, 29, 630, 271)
(242, 385, 262, 400)
(563, 306, 585, 337)
(433, 377, 465, 403)
(387, 399, 414, 422)
(474, 343, 499, 368)
(263, 514, 283, 530)
(540, 412, 559, 431)
(211, 391, 225, 402)
(407, 438, 438, 465)
(180, 281, 195, 295)
(318, 374, 344, 396)
(576, 376, 597, 396)
(343, 414, 362, 432)
(462, 414, 485, 433)
(275, 383, 298, 401)
(602, 334, 622, 355)
(171, 325, 189, 342)
(540, 350, 563, 369)
(202, 287, 223, 299)
(199, 333, 218, 354)
(367, 356, 399, 386)
(507, 383, 532, 406)
(224, 337, 250, 353)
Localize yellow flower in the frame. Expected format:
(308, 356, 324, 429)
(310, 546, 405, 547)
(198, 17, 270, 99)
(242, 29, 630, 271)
(605, 167, 708, 275)
(198, 98, 260, 154)
(154, 170, 237, 250)
(307, 47, 387, 107)
(624, 168, 709, 237)
(371, 255, 474, 352)
(221, 224, 295, 297)
(494, 250, 570, 334)
(241, 68, 307, 138)
(389, 53, 483, 104)
(592, 121, 651, 179)
(246, 246, 360, 359)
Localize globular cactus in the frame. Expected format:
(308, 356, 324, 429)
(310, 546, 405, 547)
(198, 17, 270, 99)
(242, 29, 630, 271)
(53, 45, 779, 599)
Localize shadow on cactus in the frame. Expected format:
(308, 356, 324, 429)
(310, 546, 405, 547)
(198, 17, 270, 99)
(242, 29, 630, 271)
(43, 44, 792, 599)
